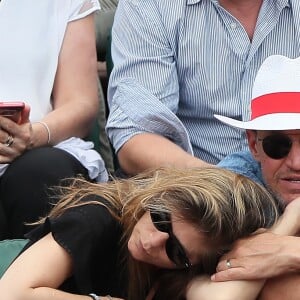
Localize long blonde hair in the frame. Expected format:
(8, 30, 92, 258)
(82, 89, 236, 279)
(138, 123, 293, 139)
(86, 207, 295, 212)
(46, 167, 280, 300)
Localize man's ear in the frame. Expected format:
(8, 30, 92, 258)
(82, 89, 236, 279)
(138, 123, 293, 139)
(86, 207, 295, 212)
(246, 130, 261, 161)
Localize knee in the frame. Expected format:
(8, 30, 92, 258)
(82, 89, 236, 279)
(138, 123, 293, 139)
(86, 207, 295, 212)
(2, 147, 87, 185)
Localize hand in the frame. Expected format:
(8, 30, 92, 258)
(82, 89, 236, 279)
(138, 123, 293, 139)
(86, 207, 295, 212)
(0, 105, 32, 163)
(211, 231, 300, 282)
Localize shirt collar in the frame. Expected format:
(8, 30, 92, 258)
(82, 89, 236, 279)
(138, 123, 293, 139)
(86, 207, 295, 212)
(187, 0, 290, 6)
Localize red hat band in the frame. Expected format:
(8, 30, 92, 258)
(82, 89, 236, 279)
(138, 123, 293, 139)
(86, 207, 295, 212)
(251, 92, 300, 119)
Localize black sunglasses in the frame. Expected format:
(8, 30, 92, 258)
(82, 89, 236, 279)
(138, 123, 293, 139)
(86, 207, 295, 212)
(150, 210, 192, 269)
(257, 134, 293, 159)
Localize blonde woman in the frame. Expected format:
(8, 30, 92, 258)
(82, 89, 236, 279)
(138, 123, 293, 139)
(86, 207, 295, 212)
(0, 168, 280, 300)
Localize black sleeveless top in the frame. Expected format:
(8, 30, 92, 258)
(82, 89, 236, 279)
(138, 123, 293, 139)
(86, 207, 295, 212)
(25, 195, 127, 298)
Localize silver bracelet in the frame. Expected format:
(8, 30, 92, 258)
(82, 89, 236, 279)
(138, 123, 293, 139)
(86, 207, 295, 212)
(88, 293, 100, 300)
(88, 293, 113, 300)
(35, 121, 51, 144)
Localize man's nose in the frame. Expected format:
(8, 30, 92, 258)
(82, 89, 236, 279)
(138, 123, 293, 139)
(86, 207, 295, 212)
(285, 142, 300, 170)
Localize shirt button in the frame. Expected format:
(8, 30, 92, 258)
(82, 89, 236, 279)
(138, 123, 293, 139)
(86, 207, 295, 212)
(230, 22, 237, 29)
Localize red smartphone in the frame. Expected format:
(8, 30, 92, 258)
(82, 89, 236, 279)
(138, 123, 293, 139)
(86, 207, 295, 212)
(0, 102, 25, 123)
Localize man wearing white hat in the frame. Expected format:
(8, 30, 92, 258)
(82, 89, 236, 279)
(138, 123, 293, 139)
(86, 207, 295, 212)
(209, 54, 300, 298)
(216, 54, 300, 204)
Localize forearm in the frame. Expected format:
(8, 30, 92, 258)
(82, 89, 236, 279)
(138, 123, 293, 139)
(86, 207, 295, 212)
(267, 207, 300, 274)
(272, 204, 300, 236)
(31, 98, 98, 147)
(258, 273, 300, 300)
(212, 206, 300, 284)
(33, 12, 100, 147)
(118, 133, 212, 175)
(1, 287, 90, 300)
(0, 234, 87, 300)
(1, 286, 114, 300)
(186, 275, 264, 300)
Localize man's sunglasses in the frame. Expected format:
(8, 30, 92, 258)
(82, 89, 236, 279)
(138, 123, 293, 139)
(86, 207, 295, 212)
(257, 134, 294, 159)
(150, 210, 192, 269)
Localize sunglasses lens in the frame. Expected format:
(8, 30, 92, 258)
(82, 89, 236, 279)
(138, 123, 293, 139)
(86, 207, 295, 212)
(166, 238, 191, 269)
(262, 134, 292, 159)
(150, 211, 170, 232)
(150, 210, 191, 268)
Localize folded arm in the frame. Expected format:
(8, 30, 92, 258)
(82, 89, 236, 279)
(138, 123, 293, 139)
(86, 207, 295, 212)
(213, 198, 300, 282)
(186, 198, 300, 300)
(0, 233, 122, 300)
(186, 275, 264, 300)
(118, 133, 211, 175)
(0, 233, 76, 299)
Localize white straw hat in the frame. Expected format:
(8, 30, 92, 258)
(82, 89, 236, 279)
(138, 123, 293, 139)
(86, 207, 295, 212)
(214, 55, 300, 130)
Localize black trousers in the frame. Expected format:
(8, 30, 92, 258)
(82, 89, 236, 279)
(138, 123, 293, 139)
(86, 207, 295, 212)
(0, 147, 89, 239)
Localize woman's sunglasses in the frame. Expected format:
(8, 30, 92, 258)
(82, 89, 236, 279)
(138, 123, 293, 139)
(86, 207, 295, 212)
(150, 210, 192, 269)
(257, 134, 293, 159)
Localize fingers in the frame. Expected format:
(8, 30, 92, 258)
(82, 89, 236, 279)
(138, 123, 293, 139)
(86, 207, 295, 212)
(216, 258, 237, 272)
(226, 258, 232, 269)
(0, 130, 18, 163)
(20, 103, 31, 124)
(0, 130, 12, 145)
(212, 258, 254, 281)
(213, 256, 273, 282)
(211, 269, 243, 282)
(0, 143, 17, 163)
(0, 116, 18, 136)
(3, 135, 14, 147)
(0, 116, 32, 162)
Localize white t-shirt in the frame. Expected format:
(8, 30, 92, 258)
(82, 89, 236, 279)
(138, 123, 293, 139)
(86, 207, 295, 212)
(0, 0, 107, 181)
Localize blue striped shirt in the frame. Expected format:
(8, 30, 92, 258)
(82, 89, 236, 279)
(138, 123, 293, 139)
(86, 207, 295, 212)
(107, 0, 300, 164)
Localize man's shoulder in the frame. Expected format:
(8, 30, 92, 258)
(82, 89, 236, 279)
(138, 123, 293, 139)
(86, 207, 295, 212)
(218, 151, 264, 186)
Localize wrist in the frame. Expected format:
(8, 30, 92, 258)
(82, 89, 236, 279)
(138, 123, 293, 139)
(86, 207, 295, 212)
(272, 209, 300, 236)
(31, 121, 51, 147)
(88, 294, 113, 300)
(284, 236, 300, 272)
(88, 294, 99, 300)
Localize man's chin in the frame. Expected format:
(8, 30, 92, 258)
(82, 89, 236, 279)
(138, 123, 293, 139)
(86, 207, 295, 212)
(264, 184, 288, 209)
(282, 193, 300, 204)
(272, 190, 300, 206)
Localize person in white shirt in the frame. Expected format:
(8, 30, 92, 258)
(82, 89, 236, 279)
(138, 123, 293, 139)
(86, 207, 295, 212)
(0, 0, 107, 239)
